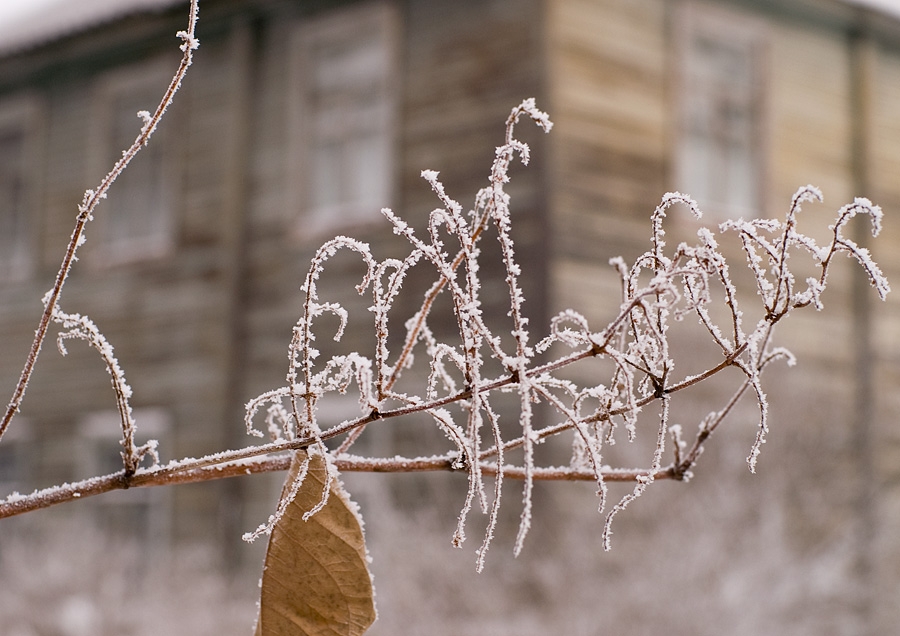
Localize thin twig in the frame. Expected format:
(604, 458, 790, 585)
(0, 452, 675, 519)
(0, 0, 200, 445)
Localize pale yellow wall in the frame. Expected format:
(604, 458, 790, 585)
(545, 0, 669, 326)
(542, 2, 900, 631)
(768, 21, 853, 222)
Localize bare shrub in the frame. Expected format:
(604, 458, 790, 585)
(0, 0, 889, 632)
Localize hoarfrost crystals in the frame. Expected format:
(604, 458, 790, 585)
(22, 90, 884, 573)
(236, 92, 887, 563)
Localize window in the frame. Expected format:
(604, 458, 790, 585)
(0, 95, 40, 280)
(88, 61, 177, 264)
(0, 419, 31, 500)
(675, 4, 767, 219)
(76, 409, 171, 548)
(290, 2, 399, 233)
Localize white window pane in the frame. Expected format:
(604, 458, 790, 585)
(104, 91, 170, 255)
(88, 62, 175, 264)
(682, 136, 712, 205)
(313, 37, 385, 93)
(352, 133, 390, 209)
(0, 427, 29, 498)
(77, 409, 171, 545)
(296, 3, 397, 229)
(679, 10, 764, 219)
(313, 140, 345, 210)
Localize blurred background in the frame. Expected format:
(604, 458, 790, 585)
(1, 0, 900, 634)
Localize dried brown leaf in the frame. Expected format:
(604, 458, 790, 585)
(255, 450, 375, 636)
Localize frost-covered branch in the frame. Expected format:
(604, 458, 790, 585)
(51, 303, 158, 476)
(0, 91, 889, 569)
(230, 95, 887, 562)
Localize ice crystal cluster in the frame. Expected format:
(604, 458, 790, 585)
(240, 99, 889, 568)
(0, 85, 888, 574)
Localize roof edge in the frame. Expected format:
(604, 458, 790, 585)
(0, 0, 187, 58)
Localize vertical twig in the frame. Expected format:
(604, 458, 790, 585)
(0, 0, 200, 444)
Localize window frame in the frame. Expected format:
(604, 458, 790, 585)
(672, 1, 770, 221)
(0, 93, 43, 282)
(0, 417, 32, 499)
(86, 58, 180, 266)
(76, 408, 172, 550)
(287, 1, 401, 239)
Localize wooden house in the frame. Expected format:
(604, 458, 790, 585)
(1, 0, 899, 633)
